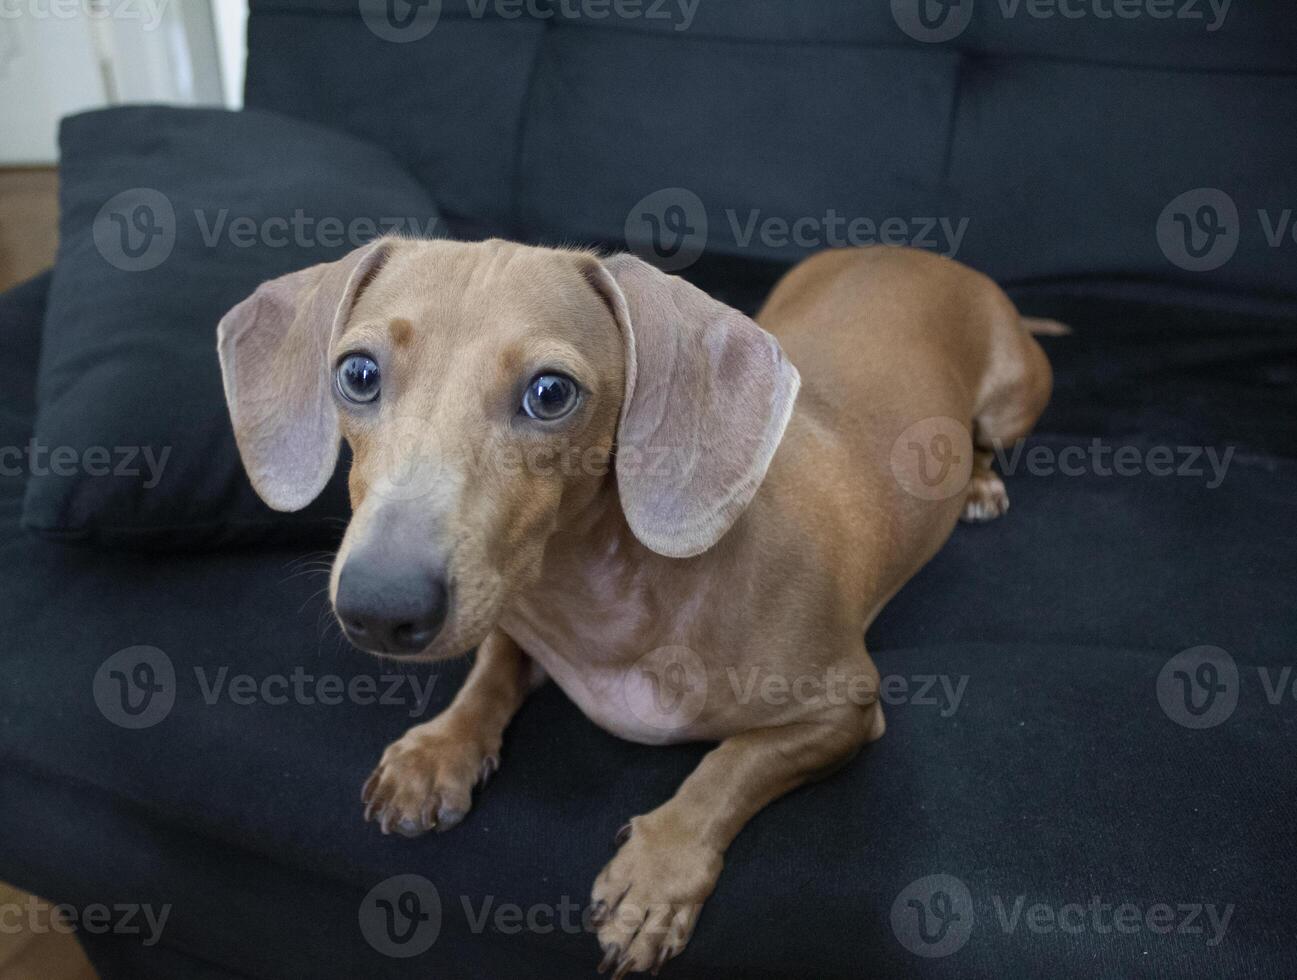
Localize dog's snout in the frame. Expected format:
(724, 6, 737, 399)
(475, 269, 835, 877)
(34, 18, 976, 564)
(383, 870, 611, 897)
(335, 560, 448, 656)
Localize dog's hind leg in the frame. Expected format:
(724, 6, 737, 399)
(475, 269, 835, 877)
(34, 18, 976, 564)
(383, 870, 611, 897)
(961, 317, 1055, 524)
(962, 450, 1010, 523)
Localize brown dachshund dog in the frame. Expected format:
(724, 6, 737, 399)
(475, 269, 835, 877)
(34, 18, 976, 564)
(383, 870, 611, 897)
(218, 239, 1056, 976)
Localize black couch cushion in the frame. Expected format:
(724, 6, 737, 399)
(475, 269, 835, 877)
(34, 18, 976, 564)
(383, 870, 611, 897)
(245, 0, 1297, 305)
(23, 106, 440, 549)
(3, 273, 1295, 977)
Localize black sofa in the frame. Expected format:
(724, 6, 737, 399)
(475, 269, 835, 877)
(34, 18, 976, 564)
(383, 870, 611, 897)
(2, 2, 1295, 977)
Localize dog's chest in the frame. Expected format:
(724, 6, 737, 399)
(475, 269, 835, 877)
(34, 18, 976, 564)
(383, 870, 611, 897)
(501, 598, 713, 746)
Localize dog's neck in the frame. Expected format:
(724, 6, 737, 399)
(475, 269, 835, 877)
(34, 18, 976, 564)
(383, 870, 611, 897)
(547, 475, 662, 588)
(501, 474, 754, 671)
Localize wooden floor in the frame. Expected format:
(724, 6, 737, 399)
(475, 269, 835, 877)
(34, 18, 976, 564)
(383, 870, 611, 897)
(0, 167, 59, 291)
(0, 168, 97, 979)
(0, 882, 97, 980)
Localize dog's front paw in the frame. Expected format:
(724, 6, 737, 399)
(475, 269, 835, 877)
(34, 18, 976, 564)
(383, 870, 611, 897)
(590, 812, 721, 977)
(362, 721, 500, 837)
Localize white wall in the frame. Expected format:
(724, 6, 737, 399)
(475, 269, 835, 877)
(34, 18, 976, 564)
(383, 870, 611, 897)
(0, 0, 238, 166)
(0, 13, 106, 164)
(212, 0, 247, 109)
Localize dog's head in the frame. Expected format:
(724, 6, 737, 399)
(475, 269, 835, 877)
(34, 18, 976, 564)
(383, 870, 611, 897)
(218, 238, 799, 660)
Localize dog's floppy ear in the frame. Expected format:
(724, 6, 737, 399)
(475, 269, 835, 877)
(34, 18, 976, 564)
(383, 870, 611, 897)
(585, 253, 800, 559)
(217, 239, 392, 511)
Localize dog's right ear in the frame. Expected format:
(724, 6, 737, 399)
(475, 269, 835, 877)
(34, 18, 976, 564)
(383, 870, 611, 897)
(217, 239, 392, 512)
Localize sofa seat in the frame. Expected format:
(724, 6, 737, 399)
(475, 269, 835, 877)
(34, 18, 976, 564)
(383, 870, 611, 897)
(2, 271, 1294, 977)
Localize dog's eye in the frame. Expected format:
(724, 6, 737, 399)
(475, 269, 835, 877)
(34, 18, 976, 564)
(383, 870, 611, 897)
(336, 353, 381, 404)
(522, 373, 579, 421)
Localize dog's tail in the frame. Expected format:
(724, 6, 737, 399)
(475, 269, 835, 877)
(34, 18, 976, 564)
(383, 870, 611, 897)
(1022, 316, 1072, 337)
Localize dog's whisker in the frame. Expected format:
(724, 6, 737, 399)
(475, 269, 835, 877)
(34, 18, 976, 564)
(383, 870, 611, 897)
(297, 585, 331, 616)
(281, 565, 333, 581)
(281, 551, 337, 572)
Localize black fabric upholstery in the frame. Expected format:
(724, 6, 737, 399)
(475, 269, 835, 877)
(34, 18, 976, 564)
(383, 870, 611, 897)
(2, 272, 1295, 977)
(245, 1, 1297, 304)
(23, 107, 439, 549)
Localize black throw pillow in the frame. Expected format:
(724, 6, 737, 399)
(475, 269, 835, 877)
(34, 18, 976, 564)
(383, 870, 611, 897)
(23, 106, 441, 549)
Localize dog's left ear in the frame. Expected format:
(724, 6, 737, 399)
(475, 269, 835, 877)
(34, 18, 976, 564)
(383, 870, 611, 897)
(583, 253, 801, 559)
(217, 239, 392, 511)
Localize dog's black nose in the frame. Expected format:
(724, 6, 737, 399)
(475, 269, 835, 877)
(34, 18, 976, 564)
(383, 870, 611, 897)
(335, 561, 447, 655)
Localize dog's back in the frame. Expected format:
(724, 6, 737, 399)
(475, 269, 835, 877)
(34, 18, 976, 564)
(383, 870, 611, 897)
(758, 246, 1043, 437)
(756, 246, 1055, 619)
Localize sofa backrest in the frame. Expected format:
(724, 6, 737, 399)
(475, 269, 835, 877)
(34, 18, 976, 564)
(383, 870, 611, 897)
(245, 0, 1297, 305)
